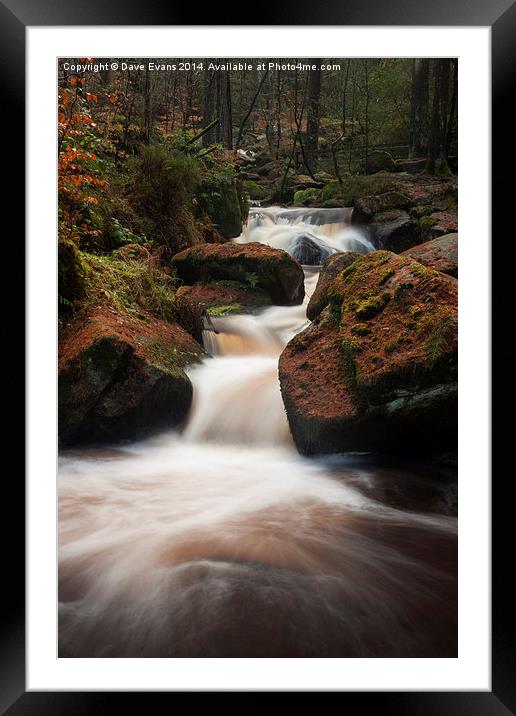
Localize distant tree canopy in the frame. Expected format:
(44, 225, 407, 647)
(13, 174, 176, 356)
(58, 58, 457, 176)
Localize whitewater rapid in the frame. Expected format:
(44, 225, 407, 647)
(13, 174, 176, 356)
(58, 206, 457, 657)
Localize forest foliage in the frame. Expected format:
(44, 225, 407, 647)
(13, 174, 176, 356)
(58, 57, 457, 312)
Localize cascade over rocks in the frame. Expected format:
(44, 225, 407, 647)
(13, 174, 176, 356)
(172, 242, 305, 306)
(279, 250, 457, 455)
(59, 307, 203, 446)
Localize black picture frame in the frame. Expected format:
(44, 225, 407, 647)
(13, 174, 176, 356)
(6, 0, 510, 709)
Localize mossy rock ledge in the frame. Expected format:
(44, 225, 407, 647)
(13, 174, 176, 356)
(279, 250, 458, 455)
(172, 242, 305, 306)
(59, 307, 203, 446)
(306, 251, 361, 321)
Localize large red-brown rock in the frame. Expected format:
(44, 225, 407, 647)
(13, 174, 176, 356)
(59, 307, 203, 446)
(172, 242, 304, 306)
(402, 233, 458, 278)
(279, 250, 457, 455)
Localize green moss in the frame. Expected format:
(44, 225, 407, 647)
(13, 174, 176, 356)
(58, 237, 89, 310)
(365, 150, 397, 173)
(243, 180, 268, 200)
(342, 262, 358, 278)
(82, 253, 179, 323)
(128, 144, 202, 252)
(340, 338, 359, 380)
(320, 175, 395, 207)
(384, 337, 400, 354)
(409, 205, 435, 219)
(209, 278, 247, 289)
(425, 311, 457, 365)
(293, 188, 318, 206)
(418, 215, 439, 230)
(140, 334, 195, 375)
(206, 303, 244, 316)
(408, 304, 422, 318)
(394, 281, 414, 301)
(379, 268, 395, 286)
(410, 262, 439, 279)
(195, 167, 245, 239)
(355, 293, 390, 320)
(443, 186, 458, 207)
(371, 209, 404, 223)
(351, 324, 371, 336)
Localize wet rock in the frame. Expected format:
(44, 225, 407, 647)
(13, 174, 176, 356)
(172, 242, 305, 306)
(279, 250, 457, 455)
(402, 233, 458, 278)
(369, 211, 421, 253)
(352, 191, 411, 225)
(361, 150, 399, 174)
(287, 234, 332, 266)
(59, 307, 202, 446)
(306, 252, 361, 321)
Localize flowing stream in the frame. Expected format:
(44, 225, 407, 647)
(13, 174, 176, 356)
(59, 206, 457, 658)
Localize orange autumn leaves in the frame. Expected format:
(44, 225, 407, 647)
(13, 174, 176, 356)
(58, 80, 108, 240)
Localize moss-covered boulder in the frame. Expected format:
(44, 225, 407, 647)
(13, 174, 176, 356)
(243, 180, 270, 201)
(363, 150, 398, 174)
(172, 242, 305, 305)
(279, 250, 457, 455)
(59, 307, 203, 446)
(195, 171, 248, 239)
(306, 252, 361, 321)
(402, 233, 458, 278)
(293, 188, 319, 206)
(58, 237, 89, 309)
(352, 191, 411, 225)
(289, 174, 324, 189)
(319, 175, 396, 209)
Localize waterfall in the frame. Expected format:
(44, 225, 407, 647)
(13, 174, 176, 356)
(58, 204, 457, 658)
(236, 206, 374, 263)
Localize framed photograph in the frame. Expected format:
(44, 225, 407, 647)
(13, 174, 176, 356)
(6, 0, 508, 708)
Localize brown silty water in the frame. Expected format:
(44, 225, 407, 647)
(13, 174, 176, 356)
(58, 207, 457, 657)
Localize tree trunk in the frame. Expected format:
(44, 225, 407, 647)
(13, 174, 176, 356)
(305, 62, 322, 174)
(426, 59, 452, 175)
(202, 62, 216, 147)
(236, 69, 269, 148)
(143, 66, 152, 141)
(341, 59, 351, 134)
(363, 60, 370, 173)
(219, 65, 233, 149)
(446, 58, 458, 158)
(409, 59, 430, 158)
(275, 70, 282, 158)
